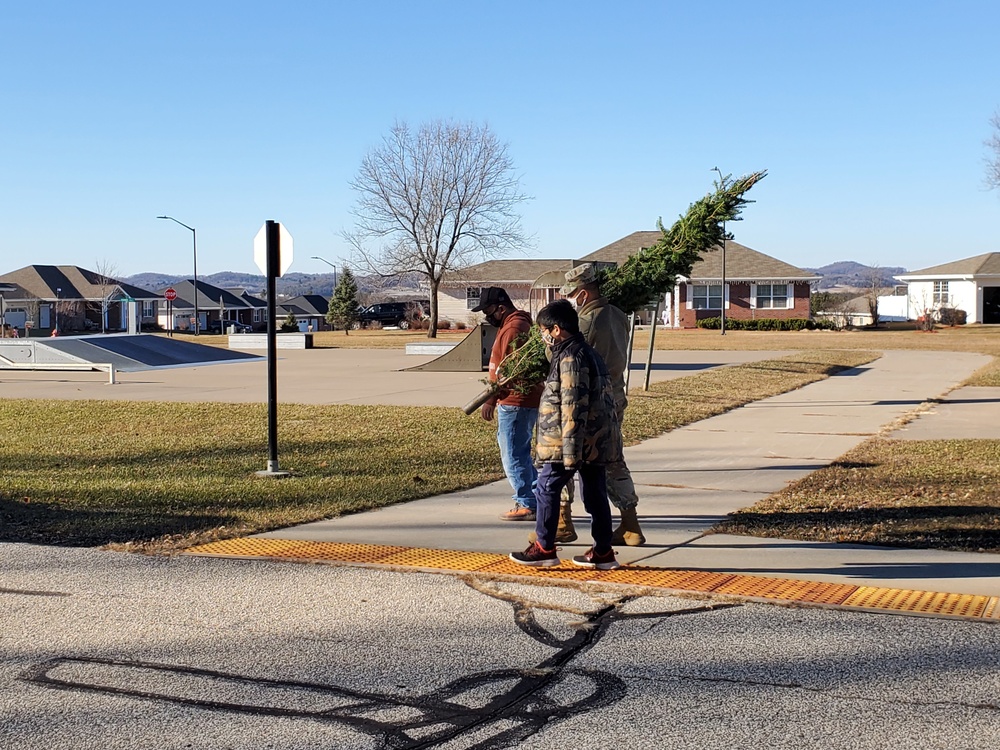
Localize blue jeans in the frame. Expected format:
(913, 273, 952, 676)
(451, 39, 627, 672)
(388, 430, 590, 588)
(497, 405, 538, 510)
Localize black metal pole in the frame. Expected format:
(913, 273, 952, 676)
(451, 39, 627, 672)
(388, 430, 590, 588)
(192, 227, 200, 335)
(266, 220, 280, 471)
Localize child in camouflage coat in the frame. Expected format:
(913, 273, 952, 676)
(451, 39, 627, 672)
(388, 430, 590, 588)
(509, 299, 622, 570)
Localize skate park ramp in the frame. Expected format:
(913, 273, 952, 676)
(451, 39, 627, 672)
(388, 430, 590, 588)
(0, 335, 262, 373)
(404, 324, 497, 372)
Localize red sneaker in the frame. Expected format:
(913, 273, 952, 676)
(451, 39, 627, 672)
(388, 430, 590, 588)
(509, 542, 560, 567)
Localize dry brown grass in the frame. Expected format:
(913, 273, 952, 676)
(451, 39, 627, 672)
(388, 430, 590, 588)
(720, 438, 1000, 553)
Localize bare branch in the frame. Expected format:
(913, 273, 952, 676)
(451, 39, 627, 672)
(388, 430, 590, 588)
(986, 110, 1000, 192)
(345, 119, 532, 337)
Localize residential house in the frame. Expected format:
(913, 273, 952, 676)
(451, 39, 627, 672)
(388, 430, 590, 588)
(578, 231, 818, 328)
(814, 295, 875, 328)
(156, 279, 264, 331)
(439, 233, 817, 329)
(439, 259, 573, 324)
(893, 253, 1000, 324)
(0, 265, 160, 335)
(277, 294, 330, 331)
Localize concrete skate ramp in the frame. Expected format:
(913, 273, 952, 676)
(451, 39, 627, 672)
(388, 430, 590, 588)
(37, 335, 261, 372)
(404, 324, 497, 372)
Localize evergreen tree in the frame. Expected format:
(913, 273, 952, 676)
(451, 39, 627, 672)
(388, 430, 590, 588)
(280, 313, 299, 332)
(326, 267, 360, 334)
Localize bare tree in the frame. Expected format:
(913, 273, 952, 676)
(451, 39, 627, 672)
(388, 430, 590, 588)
(864, 262, 890, 327)
(94, 258, 120, 334)
(987, 109, 1000, 191)
(346, 120, 531, 338)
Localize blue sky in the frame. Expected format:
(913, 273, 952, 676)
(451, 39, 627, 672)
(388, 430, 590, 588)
(2, 1, 999, 277)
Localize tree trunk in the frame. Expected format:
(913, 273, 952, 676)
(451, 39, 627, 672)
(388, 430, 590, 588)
(427, 278, 440, 339)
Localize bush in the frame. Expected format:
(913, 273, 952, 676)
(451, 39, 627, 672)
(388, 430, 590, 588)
(938, 308, 967, 326)
(436, 319, 452, 330)
(696, 317, 833, 331)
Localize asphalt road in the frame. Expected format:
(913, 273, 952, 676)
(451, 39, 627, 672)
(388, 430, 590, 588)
(3, 543, 999, 749)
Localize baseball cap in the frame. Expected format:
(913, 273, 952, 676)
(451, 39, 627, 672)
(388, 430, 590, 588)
(559, 263, 598, 296)
(471, 286, 513, 312)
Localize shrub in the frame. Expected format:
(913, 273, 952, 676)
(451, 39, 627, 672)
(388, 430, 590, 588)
(696, 317, 829, 331)
(436, 319, 453, 330)
(938, 308, 967, 326)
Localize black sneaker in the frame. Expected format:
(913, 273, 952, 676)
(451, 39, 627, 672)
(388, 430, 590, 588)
(571, 547, 619, 570)
(509, 542, 560, 567)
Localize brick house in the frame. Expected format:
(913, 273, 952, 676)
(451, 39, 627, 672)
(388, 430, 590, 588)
(578, 231, 818, 328)
(438, 232, 817, 328)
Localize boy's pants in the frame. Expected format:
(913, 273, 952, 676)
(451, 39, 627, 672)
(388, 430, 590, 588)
(534, 462, 612, 552)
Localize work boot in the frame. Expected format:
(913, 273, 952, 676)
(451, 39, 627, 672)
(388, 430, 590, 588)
(611, 505, 645, 546)
(555, 499, 578, 543)
(527, 500, 578, 545)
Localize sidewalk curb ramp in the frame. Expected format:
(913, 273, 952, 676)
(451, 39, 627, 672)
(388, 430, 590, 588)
(185, 538, 1000, 623)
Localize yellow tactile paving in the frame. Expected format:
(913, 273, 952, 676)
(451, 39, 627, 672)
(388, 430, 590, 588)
(184, 538, 1000, 622)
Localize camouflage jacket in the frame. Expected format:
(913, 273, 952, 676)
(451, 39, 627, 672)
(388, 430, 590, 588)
(577, 296, 630, 408)
(535, 332, 623, 467)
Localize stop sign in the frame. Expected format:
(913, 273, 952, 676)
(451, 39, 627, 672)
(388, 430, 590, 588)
(164, 288, 177, 301)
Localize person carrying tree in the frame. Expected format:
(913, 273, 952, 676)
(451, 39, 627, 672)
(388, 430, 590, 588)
(556, 263, 645, 546)
(509, 298, 621, 569)
(475, 287, 543, 521)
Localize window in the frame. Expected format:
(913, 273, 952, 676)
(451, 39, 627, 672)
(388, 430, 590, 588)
(254, 308, 267, 323)
(466, 287, 481, 310)
(142, 301, 155, 318)
(691, 284, 723, 310)
(933, 281, 949, 305)
(755, 284, 789, 309)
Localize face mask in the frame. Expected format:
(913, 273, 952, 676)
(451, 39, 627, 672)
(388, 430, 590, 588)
(569, 292, 586, 309)
(485, 309, 503, 327)
(541, 330, 556, 346)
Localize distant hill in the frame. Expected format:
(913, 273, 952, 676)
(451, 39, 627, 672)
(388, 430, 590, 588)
(803, 261, 906, 291)
(121, 270, 426, 300)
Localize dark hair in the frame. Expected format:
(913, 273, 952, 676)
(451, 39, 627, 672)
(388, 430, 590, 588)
(537, 299, 579, 334)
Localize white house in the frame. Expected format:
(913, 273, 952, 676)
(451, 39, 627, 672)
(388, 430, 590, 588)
(894, 253, 1000, 324)
(438, 259, 573, 325)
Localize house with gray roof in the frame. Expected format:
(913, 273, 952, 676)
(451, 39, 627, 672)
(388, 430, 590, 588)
(155, 279, 265, 332)
(438, 258, 573, 325)
(582, 231, 818, 328)
(0, 265, 160, 335)
(439, 232, 818, 328)
(893, 253, 1000, 324)
(277, 294, 330, 331)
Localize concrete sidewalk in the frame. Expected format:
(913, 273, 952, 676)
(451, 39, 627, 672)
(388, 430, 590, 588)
(261, 349, 1000, 600)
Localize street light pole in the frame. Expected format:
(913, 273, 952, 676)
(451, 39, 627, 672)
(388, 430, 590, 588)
(54, 287, 61, 335)
(311, 256, 339, 291)
(157, 216, 200, 335)
(711, 167, 727, 336)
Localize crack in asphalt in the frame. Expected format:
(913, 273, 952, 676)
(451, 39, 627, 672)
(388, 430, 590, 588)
(20, 579, 732, 748)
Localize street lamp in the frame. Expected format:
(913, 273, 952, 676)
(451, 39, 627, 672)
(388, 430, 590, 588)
(54, 287, 61, 334)
(311, 256, 339, 290)
(711, 167, 727, 336)
(157, 215, 200, 335)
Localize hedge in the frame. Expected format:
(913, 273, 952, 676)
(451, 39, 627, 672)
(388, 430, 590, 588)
(695, 317, 837, 331)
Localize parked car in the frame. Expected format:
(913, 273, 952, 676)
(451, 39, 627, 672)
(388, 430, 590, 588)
(353, 300, 428, 330)
(207, 320, 253, 334)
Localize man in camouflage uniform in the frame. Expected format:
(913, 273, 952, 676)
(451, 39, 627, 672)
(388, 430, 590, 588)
(557, 263, 645, 546)
(509, 299, 622, 569)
